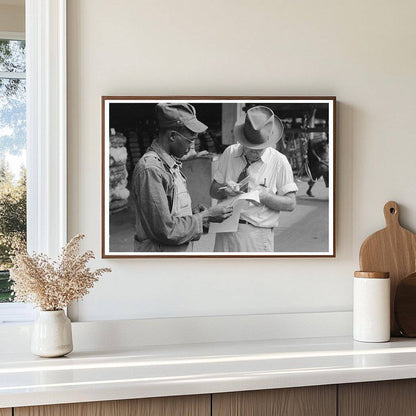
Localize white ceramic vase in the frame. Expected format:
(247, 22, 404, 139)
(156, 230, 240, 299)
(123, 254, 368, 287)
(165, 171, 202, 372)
(31, 310, 73, 357)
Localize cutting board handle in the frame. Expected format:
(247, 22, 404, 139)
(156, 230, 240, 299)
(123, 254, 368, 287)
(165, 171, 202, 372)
(384, 201, 400, 228)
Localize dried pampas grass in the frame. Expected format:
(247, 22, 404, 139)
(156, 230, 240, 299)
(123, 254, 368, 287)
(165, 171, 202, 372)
(10, 234, 111, 311)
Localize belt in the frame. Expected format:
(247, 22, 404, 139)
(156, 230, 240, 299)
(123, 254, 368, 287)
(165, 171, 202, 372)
(239, 219, 252, 225)
(239, 219, 272, 230)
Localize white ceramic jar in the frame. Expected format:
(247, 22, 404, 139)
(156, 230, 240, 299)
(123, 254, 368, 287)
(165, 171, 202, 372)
(353, 271, 390, 343)
(31, 310, 73, 357)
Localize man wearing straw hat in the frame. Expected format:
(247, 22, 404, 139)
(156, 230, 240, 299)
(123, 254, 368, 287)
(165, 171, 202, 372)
(210, 105, 298, 252)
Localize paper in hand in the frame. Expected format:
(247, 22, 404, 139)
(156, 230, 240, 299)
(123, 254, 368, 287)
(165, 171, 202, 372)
(209, 191, 260, 234)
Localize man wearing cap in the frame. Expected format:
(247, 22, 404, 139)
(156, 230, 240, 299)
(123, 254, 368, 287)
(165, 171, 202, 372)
(210, 105, 298, 252)
(132, 103, 232, 252)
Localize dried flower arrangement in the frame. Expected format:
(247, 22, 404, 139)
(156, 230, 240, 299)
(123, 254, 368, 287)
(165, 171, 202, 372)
(10, 235, 111, 311)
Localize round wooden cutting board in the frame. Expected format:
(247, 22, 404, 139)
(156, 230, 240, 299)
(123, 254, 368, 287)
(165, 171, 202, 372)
(359, 201, 416, 336)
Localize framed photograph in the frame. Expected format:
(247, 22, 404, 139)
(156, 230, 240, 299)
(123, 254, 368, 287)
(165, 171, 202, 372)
(102, 96, 336, 258)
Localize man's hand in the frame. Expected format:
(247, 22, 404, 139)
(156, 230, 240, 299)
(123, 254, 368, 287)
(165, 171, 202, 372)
(210, 180, 242, 200)
(223, 180, 243, 197)
(255, 185, 274, 202)
(204, 205, 233, 223)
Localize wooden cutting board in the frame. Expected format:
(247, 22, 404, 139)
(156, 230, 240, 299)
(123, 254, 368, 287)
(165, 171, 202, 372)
(359, 201, 416, 335)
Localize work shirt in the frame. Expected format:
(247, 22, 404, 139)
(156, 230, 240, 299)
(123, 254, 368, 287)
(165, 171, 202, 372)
(213, 144, 298, 228)
(132, 141, 203, 252)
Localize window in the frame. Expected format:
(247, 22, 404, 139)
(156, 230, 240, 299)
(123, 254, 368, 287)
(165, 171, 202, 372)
(0, 37, 26, 306)
(0, 1, 67, 323)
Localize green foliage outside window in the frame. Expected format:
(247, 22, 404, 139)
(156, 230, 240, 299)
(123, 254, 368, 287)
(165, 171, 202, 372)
(0, 39, 27, 302)
(0, 162, 26, 302)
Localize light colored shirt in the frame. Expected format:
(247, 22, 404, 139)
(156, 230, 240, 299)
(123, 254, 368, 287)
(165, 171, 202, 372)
(213, 144, 298, 228)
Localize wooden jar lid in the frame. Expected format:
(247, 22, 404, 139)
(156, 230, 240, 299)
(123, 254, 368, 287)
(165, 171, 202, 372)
(354, 271, 390, 279)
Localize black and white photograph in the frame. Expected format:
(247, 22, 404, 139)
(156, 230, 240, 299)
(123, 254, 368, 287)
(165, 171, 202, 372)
(102, 97, 335, 257)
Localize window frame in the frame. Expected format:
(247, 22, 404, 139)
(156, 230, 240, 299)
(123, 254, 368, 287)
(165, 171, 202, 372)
(0, 31, 25, 41)
(0, 0, 67, 323)
(26, 0, 67, 257)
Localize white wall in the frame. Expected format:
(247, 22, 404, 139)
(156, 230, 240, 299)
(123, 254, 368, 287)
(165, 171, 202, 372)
(67, 0, 416, 322)
(0, 4, 24, 33)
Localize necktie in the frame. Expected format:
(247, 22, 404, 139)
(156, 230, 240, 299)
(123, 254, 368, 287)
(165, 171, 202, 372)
(237, 157, 251, 192)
